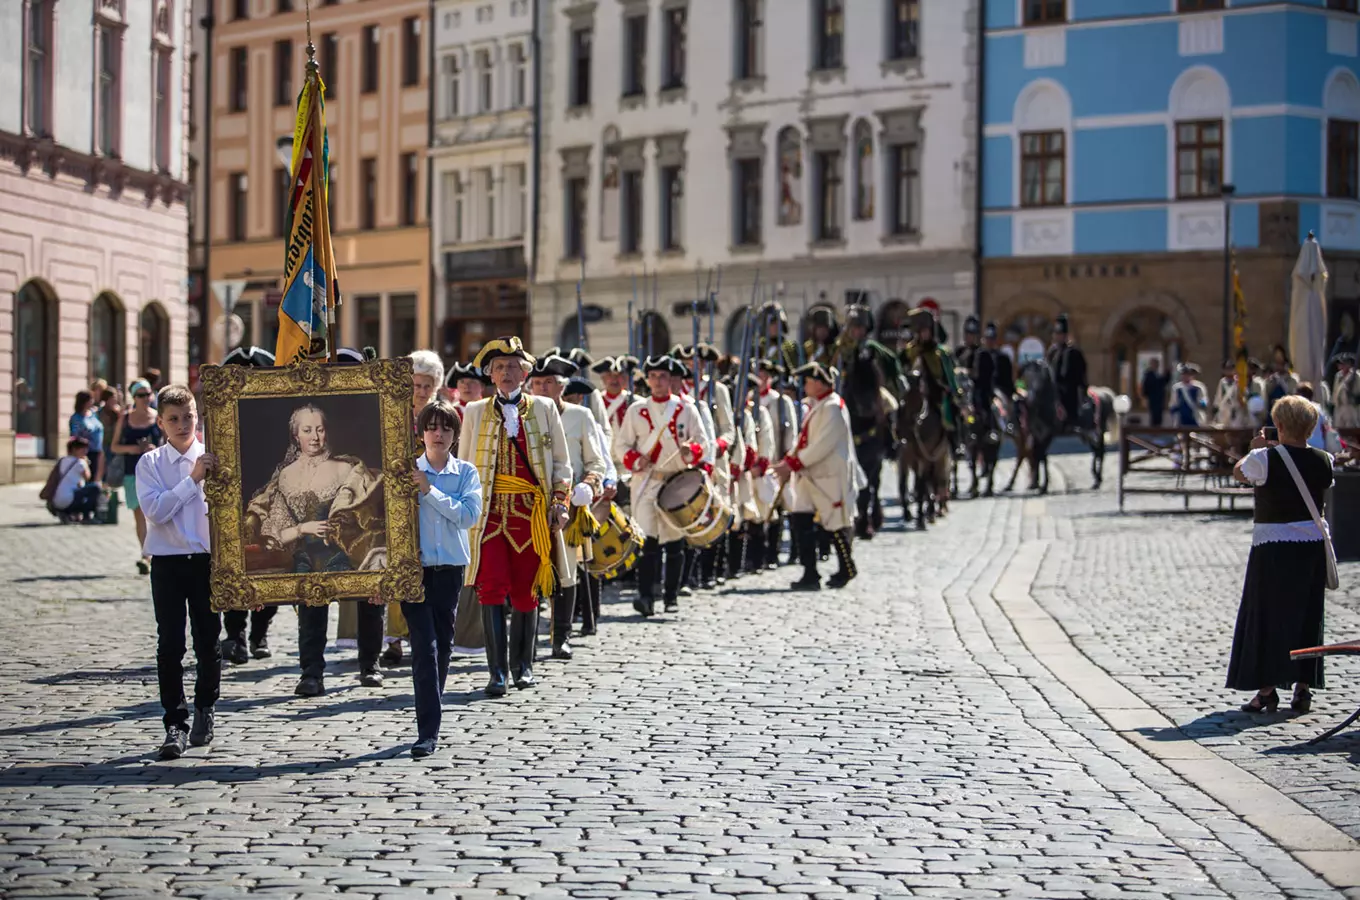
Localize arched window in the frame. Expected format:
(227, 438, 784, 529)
(90, 292, 125, 387)
(724, 307, 751, 355)
(139, 302, 170, 380)
(776, 126, 803, 226)
(557, 314, 585, 352)
(852, 119, 874, 221)
(637, 311, 671, 358)
(15, 280, 56, 457)
(600, 125, 621, 241)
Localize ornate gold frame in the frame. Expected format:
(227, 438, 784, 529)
(199, 358, 421, 612)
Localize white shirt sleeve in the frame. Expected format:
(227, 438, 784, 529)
(1238, 446, 1270, 485)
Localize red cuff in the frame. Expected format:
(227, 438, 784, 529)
(729, 463, 740, 479)
(648, 442, 663, 463)
(743, 446, 757, 471)
(701, 462, 713, 475)
(716, 438, 730, 456)
(783, 453, 804, 473)
(754, 457, 769, 477)
(687, 442, 703, 463)
(623, 449, 642, 472)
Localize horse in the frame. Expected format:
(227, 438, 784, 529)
(898, 368, 953, 529)
(1072, 386, 1117, 488)
(1003, 360, 1058, 495)
(965, 391, 1008, 497)
(839, 350, 897, 537)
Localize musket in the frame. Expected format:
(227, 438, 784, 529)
(708, 266, 722, 392)
(733, 269, 761, 432)
(648, 267, 658, 357)
(628, 270, 638, 359)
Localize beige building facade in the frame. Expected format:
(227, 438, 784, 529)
(206, 0, 431, 364)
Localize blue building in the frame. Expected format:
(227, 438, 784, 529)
(980, 0, 1360, 395)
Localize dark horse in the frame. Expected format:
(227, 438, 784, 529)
(897, 368, 952, 529)
(1070, 386, 1117, 488)
(965, 390, 1008, 498)
(840, 353, 894, 536)
(1003, 360, 1058, 495)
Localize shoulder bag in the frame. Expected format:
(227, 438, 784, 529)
(1275, 444, 1340, 590)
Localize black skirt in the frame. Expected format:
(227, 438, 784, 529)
(1225, 539, 1327, 691)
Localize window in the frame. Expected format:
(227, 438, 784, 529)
(153, 47, 172, 170)
(97, 26, 122, 156)
(481, 168, 496, 239)
(621, 170, 643, 254)
(1329, 0, 1359, 10)
(1178, 0, 1224, 9)
(229, 172, 248, 241)
(362, 25, 379, 94)
(735, 0, 763, 80)
(357, 296, 382, 354)
(274, 40, 293, 107)
(623, 15, 647, 97)
(1175, 119, 1223, 199)
(321, 33, 339, 100)
(888, 144, 920, 235)
(442, 171, 464, 242)
(889, 0, 919, 61)
(1329, 120, 1359, 199)
(402, 153, 419, 226)
(571, 27, 593, 108)
(140, 304, 169, 382)
(402, 17, 421, 87)
(1024, 1, 1065, 24)
(390, 294, 417, 356)
(814, 151, 843, 241)
(278, 0, 294, 11)
(233, 0, 248, 20)
(853, 120, 874, 221)
(441, 54, 461, 117)
(1019, 130, 1065, 207)
(361, 157, 377, 229)
(663, 6, 687, 90)
(735, 157, 762, 246)
(26, 0, 52, 136)
(814, 0, 844, 71)
(90, 294, 124, 388)
(660, 165, 683, 251)
(510, 44, 528, 108)
(276, 166, 291, 238)
(507, 164, 527, 237)
(476, 48, 493, 112)
(565, 176, 588, 258)
(230, 46, 248, 111)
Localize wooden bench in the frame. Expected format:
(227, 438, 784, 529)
(1289, 641, 1360, 744)
(1117, 423, 1257, 512)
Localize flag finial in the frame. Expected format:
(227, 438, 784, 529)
(304, 0, 316, 75)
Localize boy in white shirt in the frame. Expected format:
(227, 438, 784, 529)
(135, 385, 220, 760)
(51, 437, 101, 520)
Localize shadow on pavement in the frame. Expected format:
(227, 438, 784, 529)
(1135, 709, 1288, 741)
(13, 573, 113, 583)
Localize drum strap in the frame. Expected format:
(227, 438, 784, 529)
(639, 398, 680, 461)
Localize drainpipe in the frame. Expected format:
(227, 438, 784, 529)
(529, 0, 543, 315)
(200, 2, 216, 363)
(427, 0, 437, 352)
(972, 0, 985, 321)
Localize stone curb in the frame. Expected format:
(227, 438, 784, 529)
(994, 537, 1360, 892)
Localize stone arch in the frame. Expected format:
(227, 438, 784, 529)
(1013, 78, 1071, 132)
(1100, 294, 1199, 395)
(1098, 289, 1201, 349)
(15, 279, 59, 458)
(139, 301, 171, 380)
(637, 310, 671, 358)
(1324, 67, 1360, 118)
(90, 291, 126, 388)
(1170, 66, 1231, 121)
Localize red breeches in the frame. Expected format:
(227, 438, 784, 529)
(475, 518, 540, 613)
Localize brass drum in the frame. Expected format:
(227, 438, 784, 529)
(586, 501, 644, 581)
(658, 469, 735, 549)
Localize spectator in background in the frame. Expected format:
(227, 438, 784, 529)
(110, 380, 164, 574)
(50, 437, 102, 522)
(1139, 358, 1168, 426)
(69, 392, 106, 485)
(142, 369, 163, 408)
(1296, 383, 1341, 453)
(97, 387, 123, 482)
(1169, 363, 1208, 427)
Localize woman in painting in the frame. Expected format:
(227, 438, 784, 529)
(247, 404, 383, 575)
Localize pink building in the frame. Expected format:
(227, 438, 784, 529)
(0, 0, 190, 483)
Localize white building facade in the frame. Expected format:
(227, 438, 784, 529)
(0, 0, 191, 481)
(431, 0, 538, 364)
(533, 0, 978, 357)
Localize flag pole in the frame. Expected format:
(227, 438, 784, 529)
(300, 2, 336, 363)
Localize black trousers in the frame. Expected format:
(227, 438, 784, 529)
(403, 566, 463, 743)
(790, 512, 820, 580)
(638, 537, 684, 602)
(854, 430, 885, 522)
(765, 516, 784, 565)
(150, 554, 220, 730)
(223, 606, 277, 644)
(297, 600, 384, 678)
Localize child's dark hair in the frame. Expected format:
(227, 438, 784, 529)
(66, 436, 89, 453)
(417, 399, 461, 443)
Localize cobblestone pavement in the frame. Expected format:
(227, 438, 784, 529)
(0, 472, 1355, 899)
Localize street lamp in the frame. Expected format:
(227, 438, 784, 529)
(1221, 183, 1237, 366)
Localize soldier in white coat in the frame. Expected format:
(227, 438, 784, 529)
(774, 362, 859, 590)
(564, 376, 618, 637)
(527, 354, 606, 661)
(592, 356, 641, 502)
(757, 360, 797, 568)
(676, 344, 735, 585)
(732, 373, 775, 571)
(617, 355, 713, 616)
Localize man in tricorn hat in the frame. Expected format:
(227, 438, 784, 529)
(459, 337, 574, 695)
(1047, 314, 1088, 430)
(984, 321, 1016, 402)
(774, 362, 857, 590)
(446, 362, 489, 422)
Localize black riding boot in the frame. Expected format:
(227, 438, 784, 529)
(698, 545, 717, 589)
(577, 573, 598, 637)
(481, 605, 509, 697)
(765, 518, 783, 569)
(509, 607, 537, 689)
(817, 529, 831, 562)
(785, 516, 800, 567)
(635, 537, 659, 617)
(726, 530, 745, 580)
(790, 513, 820, 590)
(855, 489, 873, 539)
(590, 573, 602, 625)
(827, 528, 858, 588)
(662, 540, 684, 612)
(552, 584, 575, 660)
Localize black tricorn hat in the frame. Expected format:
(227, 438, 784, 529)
(529, 354, 577, 379)
(222, 345, 276, 368)
(335, 347, 366, 365)
(755, 358, 785, 377)
(964, 315, 981, 335)
(1336, 352, 1357, 365)
(563, 377, 597, 396)
(643, 354, 678, 374)
(792, 361, 836, 386)
(566, 348, 594, 369)
(446, 361, 481, 386)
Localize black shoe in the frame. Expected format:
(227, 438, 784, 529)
(827, 571, 856, 589)
(633, 597, 654, 618)
(222, 638, 249, 666)
(249, 637, 271, 660)
(1291, 687, 1313, 714)
(159, 726, 189, 760)
(380, 641, 403, 667)
(359, 667, 384, 688)
(411, 737, 437, 759)
(679, 586, 694, 597)
(663, 599, 679, 613)
(482, 605, 509, 697)
(1241, 689, 1279, 713)
(294, 675, 324, 697)
(510, 610, 537, 690)
(790, 575, 821, 591)
(189, 707, 215, 747)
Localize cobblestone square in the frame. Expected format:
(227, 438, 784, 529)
(0, 459, 1357, 899)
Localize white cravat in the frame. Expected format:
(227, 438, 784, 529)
(498, 391, 522, 438)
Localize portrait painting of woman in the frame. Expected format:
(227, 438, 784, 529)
(242, 401, 386, 575)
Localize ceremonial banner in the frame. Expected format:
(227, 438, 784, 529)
(276, 69, 338, 365)
(1232, 256, 1249, 404)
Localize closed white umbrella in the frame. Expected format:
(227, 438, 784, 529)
(1289, 233, 1329, 389)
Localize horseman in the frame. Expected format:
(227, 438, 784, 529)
(830, 304, 900, 539)
(954, 316, 982, 380)
(802, 307, 840, 366)
(1046, 313, 1088, 432)
(984, 321, 1016, 403)
(903, 308, 963, 454)
(753, 301, 800, 372)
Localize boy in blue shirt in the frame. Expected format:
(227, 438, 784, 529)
(406, 399, 482, 758)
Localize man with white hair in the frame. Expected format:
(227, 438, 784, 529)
(528, 353, 606, 661)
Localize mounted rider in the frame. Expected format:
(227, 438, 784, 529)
(752, 300, 800, 372)
(829, 304, 901, 539)
(802, 306, 840, 366)
(954, 315, 983, 384)
(902, 307, 964, 452)
(1046, 313, 1089, 431)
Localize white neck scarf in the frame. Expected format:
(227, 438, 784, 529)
(498, 391, 522, 438)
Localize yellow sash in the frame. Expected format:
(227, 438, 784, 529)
(492, 473, 556, 600)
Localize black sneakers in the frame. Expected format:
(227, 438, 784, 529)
(189, 708, 215, 747)
(294, 675, 324, 697)
(359, 667, 384, 688)
(249, 637, 271, 659)
(411, 737, 437, 759)
(159, 726, 189, 760)
(222, 638, 249, 666)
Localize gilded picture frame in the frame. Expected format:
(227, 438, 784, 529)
(199, 358, 421, 612)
